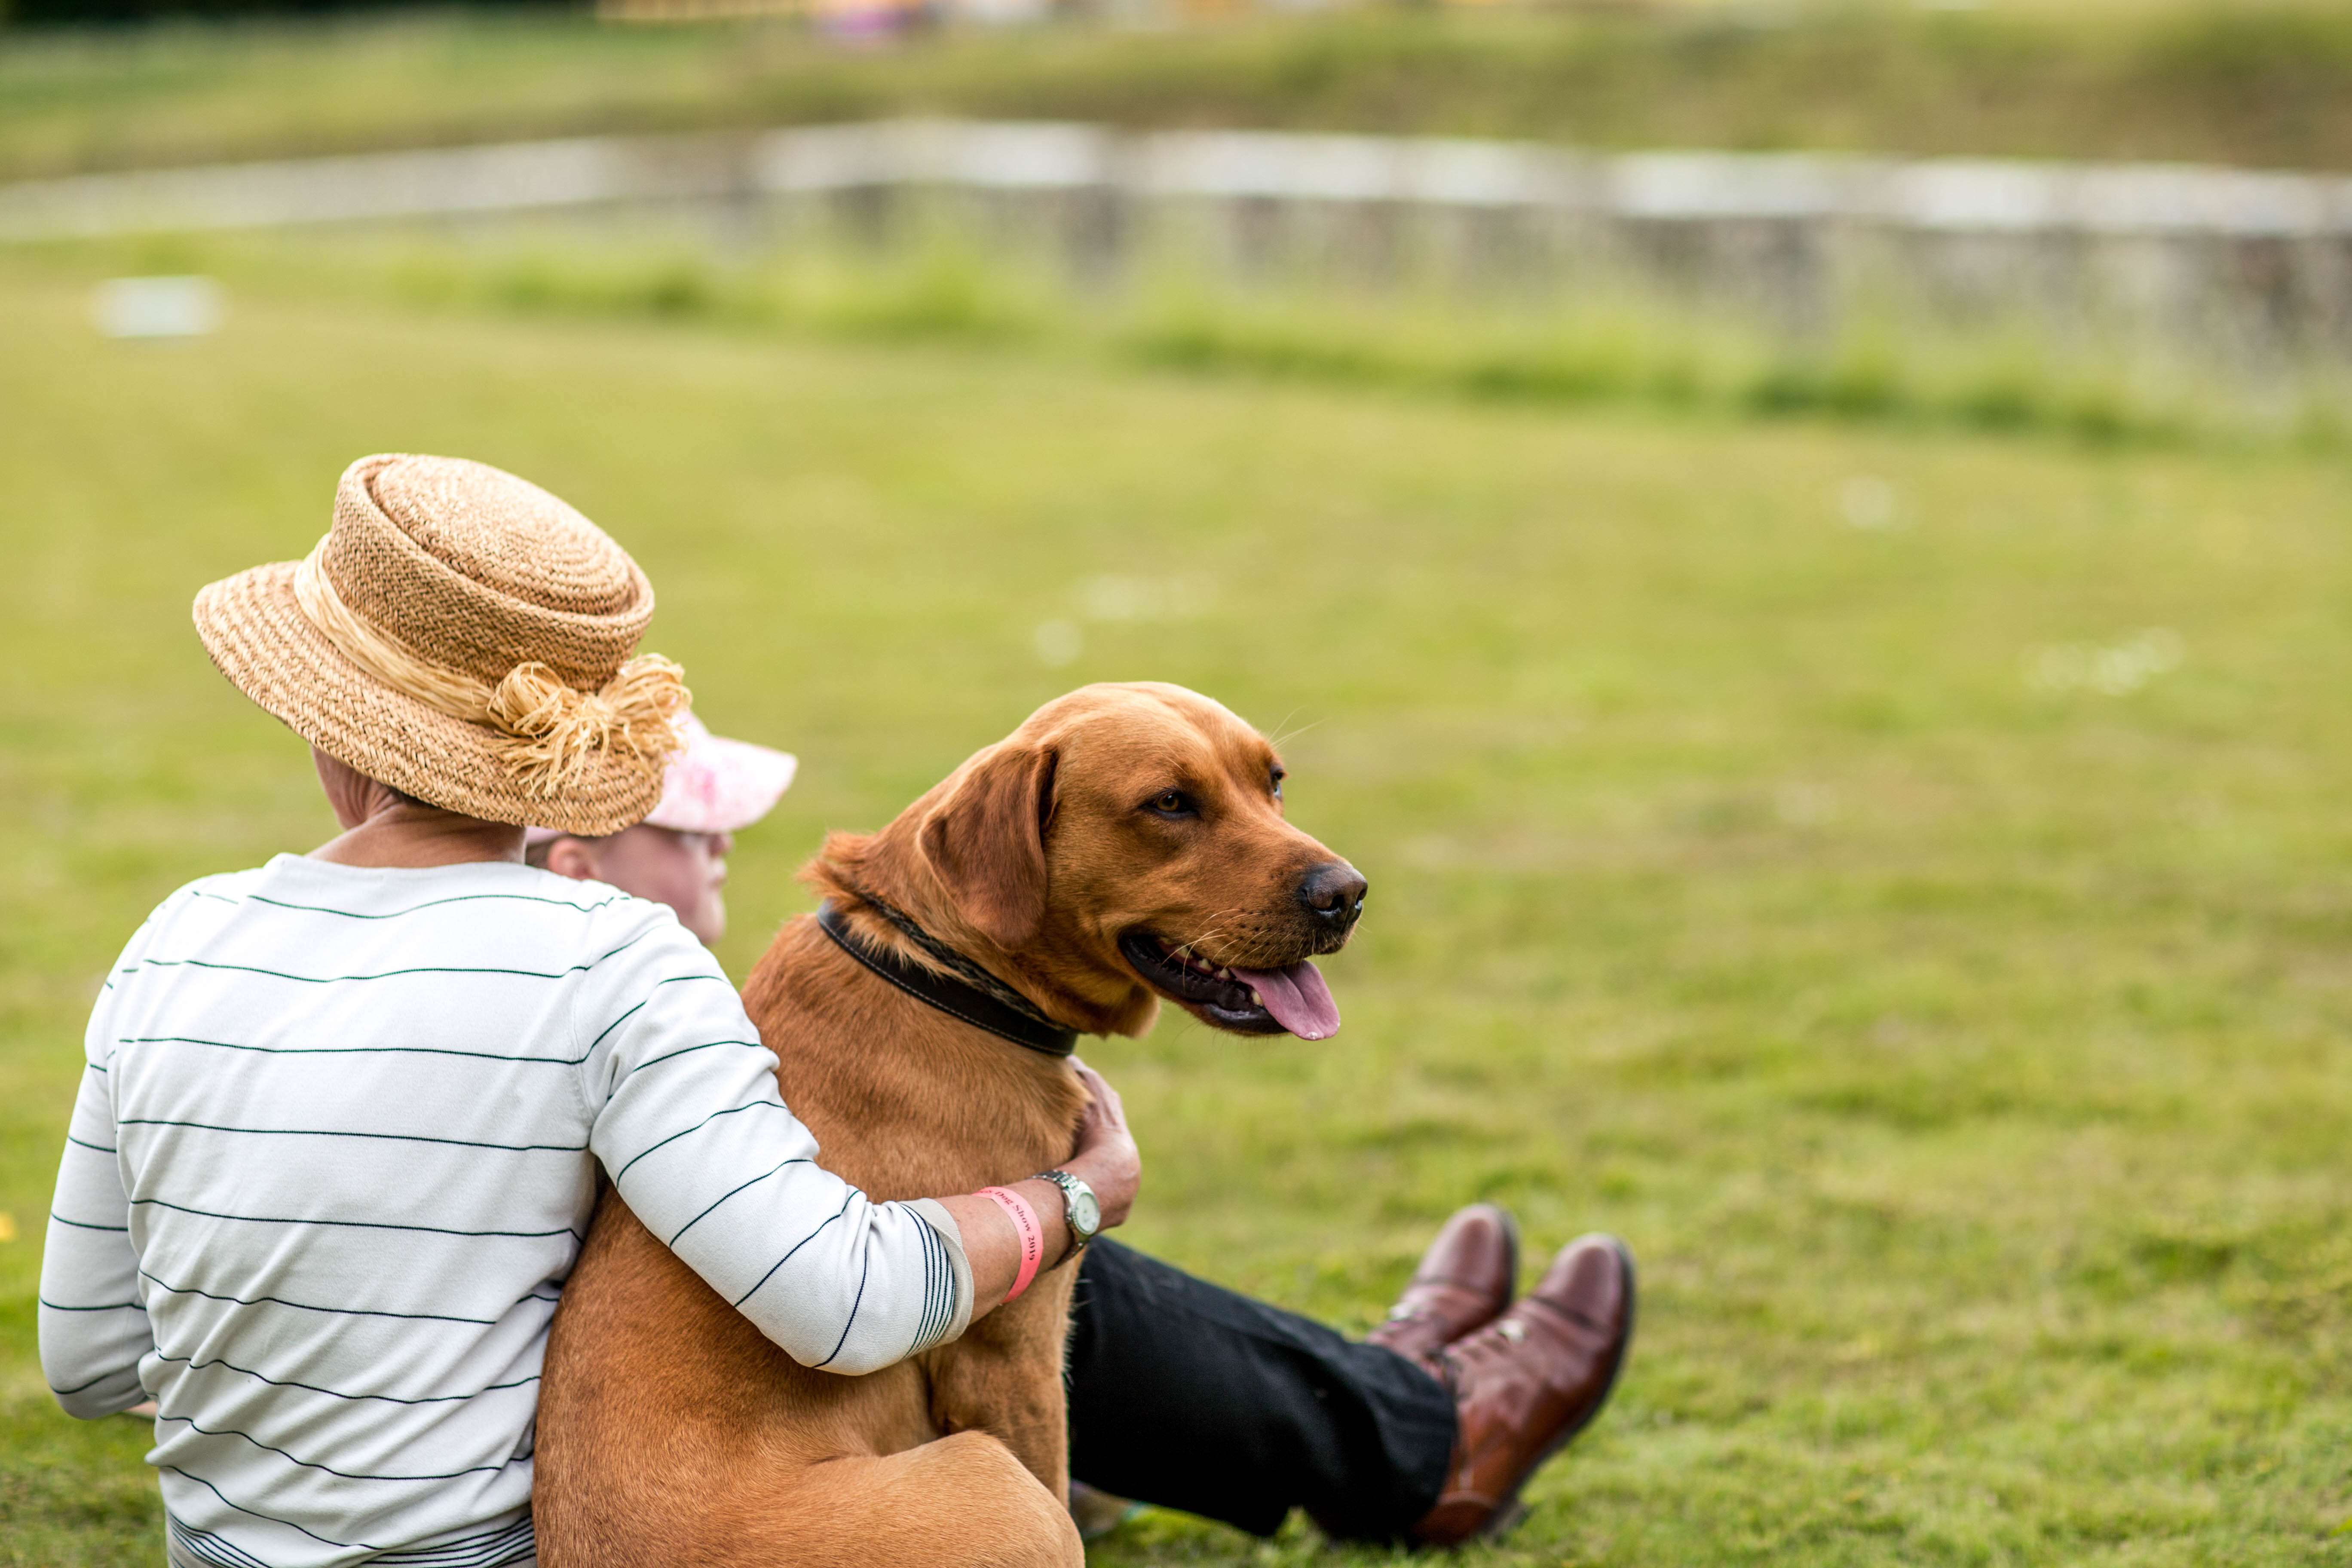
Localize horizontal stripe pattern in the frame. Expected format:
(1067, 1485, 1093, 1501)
(43, 854, 969, 1568)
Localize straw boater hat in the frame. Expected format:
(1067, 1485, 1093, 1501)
(193, 453, 690, 836)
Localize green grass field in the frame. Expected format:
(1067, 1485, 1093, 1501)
(9, 2, 2352, 182)
(6, 253, 2352, 1566)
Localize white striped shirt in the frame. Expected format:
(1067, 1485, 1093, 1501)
(39, 855, 971, 1568)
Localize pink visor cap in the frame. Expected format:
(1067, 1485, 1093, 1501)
(526, 714, 796, 844)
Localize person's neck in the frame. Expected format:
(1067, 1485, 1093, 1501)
(312, 805, 526, 869)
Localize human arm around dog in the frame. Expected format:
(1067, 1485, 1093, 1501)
(941, 1058, 1140, 1318)
(580, 905, 980, 1373)
(580, 908, 1136, 1367)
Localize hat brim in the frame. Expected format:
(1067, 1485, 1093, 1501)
(643, 731, 798, 836)
(194, 561, 667, 836)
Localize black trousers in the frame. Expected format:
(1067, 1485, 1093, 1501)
(1066, 1238, 1458, 1541)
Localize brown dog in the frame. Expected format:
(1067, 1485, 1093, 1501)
(536, 682, 1366, 1568)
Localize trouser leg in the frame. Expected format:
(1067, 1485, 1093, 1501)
(1066, 1238, 1457, 1542)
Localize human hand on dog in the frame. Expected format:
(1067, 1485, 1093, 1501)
(1064, 1057, 1139, 1232)
(940, 1061, 1139, 1318)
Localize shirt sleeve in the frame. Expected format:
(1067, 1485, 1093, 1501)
(40, 944, 156, 1419)
(572, 906, 969, 1373)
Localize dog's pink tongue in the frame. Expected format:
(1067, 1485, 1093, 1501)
(1231, 961, 1341, 1040)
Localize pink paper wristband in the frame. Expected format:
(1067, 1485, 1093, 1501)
(976, 1185, 1046, 1304)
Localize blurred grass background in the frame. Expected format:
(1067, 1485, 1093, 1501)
(6, 237, 2352, 1563)
(7, 2, 2352, 181)
(35, 226, 2340, 452)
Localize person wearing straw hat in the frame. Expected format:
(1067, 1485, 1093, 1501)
(37, 454, 1138, 1568)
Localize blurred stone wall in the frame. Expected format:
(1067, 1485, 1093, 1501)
(9, 118, 2352, 371)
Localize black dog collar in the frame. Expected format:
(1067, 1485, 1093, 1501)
(816, 900, 1078, 1059)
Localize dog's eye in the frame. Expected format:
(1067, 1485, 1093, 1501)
(1270, 767, 1286, 800)
(1147, 790, 1196, 818)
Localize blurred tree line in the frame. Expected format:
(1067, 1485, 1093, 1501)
(8, 2, 2352, 181)
(10, 0, 571, 23)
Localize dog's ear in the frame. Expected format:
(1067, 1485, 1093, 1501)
(919, 741, 1058, 951)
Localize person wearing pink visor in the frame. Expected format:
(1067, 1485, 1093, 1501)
(533, 713, 1637, 1552)
(525, 716, 794, 944)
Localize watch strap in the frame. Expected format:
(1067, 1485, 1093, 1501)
(1032, 1169, 1097, 1266)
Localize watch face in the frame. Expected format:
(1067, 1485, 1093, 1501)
(1068, 1185, 1101, 1238)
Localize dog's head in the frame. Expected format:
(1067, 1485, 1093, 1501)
(813, 682, 1365, 1040)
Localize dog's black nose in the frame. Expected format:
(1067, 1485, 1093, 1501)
(1298, 862, 1368, 930)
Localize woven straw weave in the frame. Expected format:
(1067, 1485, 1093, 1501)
(194, 454, 675, 835)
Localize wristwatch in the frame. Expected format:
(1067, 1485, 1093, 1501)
(1032, 1169, 1100, 1265)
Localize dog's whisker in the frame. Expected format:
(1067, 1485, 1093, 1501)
(1264, 711, 1324, 751)
(1170, 928, 1231, 965)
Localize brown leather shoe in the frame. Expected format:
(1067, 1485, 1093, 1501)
(1408, 1234, 1635, 1548)
(1366, 1203, 1519, 1376)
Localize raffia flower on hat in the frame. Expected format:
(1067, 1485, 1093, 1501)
(193, 454, 692, 836)
(525, 715, 798, 850)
